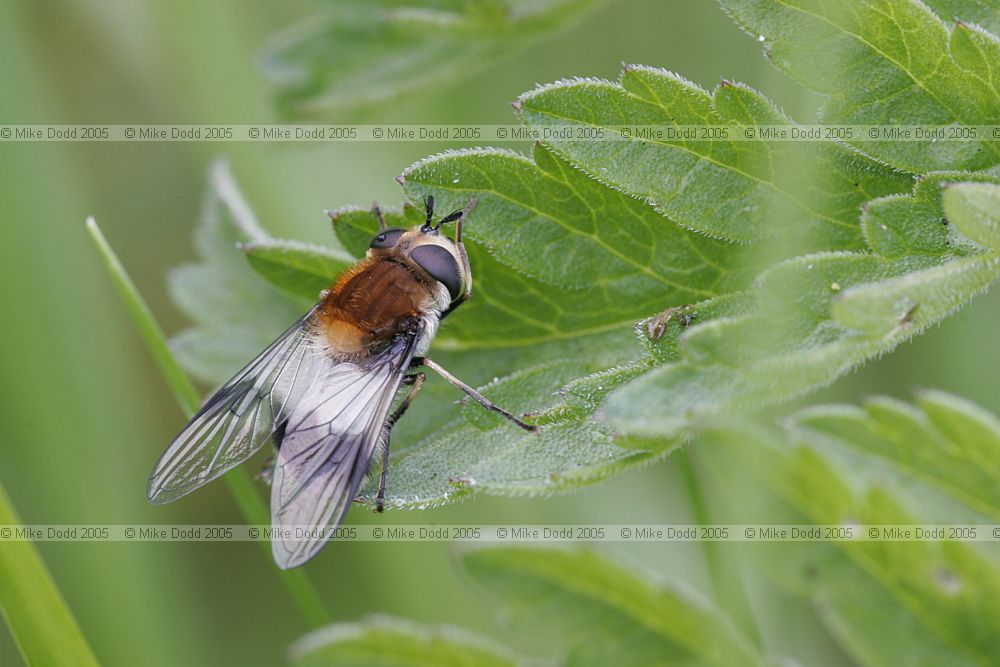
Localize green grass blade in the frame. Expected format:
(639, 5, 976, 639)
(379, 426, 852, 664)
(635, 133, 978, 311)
(0, 480, 101, 667)
(85, 217, 330, 627)
(678, 449, 762, 649)
(86, 217, 200, 410)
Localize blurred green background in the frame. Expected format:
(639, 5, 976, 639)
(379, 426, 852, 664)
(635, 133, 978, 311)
(3, 1, 1000, 665)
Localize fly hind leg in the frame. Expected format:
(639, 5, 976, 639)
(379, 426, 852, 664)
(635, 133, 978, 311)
(255, 455, 275, 486)
(375, 372, 426, 513)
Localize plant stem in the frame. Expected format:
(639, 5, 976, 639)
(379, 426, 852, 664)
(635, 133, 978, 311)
(0, 480, 102, 667)
(678, 446, 763, 648)
(86, 217, 330, 627)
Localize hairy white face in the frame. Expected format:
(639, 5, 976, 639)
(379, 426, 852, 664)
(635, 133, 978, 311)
(368, 225, 467, 302)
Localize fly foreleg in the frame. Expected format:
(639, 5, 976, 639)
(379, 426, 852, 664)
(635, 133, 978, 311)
(375, 372, 426, 513)
(414, 357, 539, 433)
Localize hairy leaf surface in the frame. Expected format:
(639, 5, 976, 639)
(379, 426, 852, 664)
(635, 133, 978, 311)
(720, 0, 1000, 171)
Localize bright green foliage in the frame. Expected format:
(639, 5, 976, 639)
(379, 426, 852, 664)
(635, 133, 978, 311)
(720, 0, 1000, 172)
(333, 144, 753, 349)
(170, 4, 1000, 508)
(461, 546, 767, 667)
(175, 115, 1000, 506)
(516, 68, 910, 247)
(288, 388, 1000, 665)
(262, 0, 600, 116)
(702, 389, 1000, 665)
(292, 546, 768, 666)
(943, 181, 1000, 251)
(333, 204, 655, 507)
(924, 0, 1000, 35)
(331, 197, 694, 348)
(403, 145, 754, 299)
(0, 482, 101, 667)
(177, 170, 656, 509)
(291, 615, 521, 667)
(242, 240, 353, 303)
(99, 0, 1000, 664)
(600, 175, 1000, 438)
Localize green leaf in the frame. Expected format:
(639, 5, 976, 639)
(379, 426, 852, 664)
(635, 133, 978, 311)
(172, 165, 650, 509)
(943, 181, 1000, 251)
(242, 239, 354, 302)
(797, 391, 1000, 521)
(401, 145, 751, 292)
(359, 357, 655, 509)
(262, 0, 601, 117)
(461, 546, 767, 667)
(719, 0, 1000, 172)
(199, 67, 999, 509)
(701, 389, 1000, 665)
(0, 480, 101, 667)
(515, 67, 911, 246)
(291, 615, 521, 667)
(830, 252, 1000, 336)
(332, 143, 755, 352)
(600, 177, 1000, 439)
(923, 0, 1000, 36)
(332, 198, 676, 349)
(232, 137, 1000, 506)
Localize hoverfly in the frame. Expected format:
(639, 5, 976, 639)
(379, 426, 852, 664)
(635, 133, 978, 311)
(147, 197, 536, 568)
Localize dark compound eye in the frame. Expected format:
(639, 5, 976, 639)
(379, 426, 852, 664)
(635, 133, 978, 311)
(410, 244, 462, 300)
(370, 228, 405, 249)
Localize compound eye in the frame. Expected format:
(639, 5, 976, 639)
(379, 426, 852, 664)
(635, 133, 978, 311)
(410, 245, 462, 300)
(370, 228, 405, 249)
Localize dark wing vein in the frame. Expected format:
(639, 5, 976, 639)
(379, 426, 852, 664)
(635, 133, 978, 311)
(270, 322, 424, 569)
(147, 305, 322, 504)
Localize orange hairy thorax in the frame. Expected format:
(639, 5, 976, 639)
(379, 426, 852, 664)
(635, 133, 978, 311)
(317, 257, 433, 356)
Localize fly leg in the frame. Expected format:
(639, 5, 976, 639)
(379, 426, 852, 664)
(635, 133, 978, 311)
(372, 202, 388, 231)
(415, 357, 538, 433)
(255, 455, 275, 485)
(375, 372, 426, 513)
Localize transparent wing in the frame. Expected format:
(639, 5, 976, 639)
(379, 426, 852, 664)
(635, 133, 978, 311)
(270, 323, 423, 569)
(147, 305, 323, 504)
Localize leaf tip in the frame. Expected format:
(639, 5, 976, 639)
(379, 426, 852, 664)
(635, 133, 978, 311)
(85, 216, 104, 249)
(208, 156, 233, 190)
(326, 204, 369, 226)
(85, 215, 108, 250)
